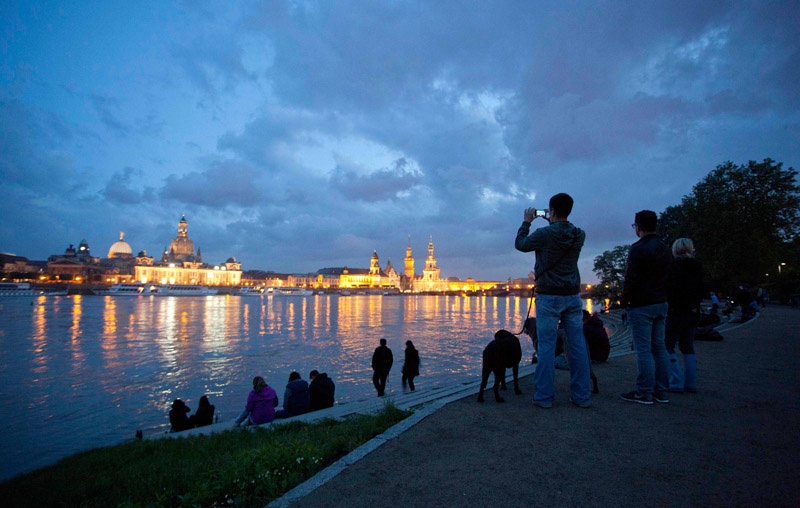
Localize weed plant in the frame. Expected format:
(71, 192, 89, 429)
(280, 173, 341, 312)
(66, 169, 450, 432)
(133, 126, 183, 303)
(0, 403, 411, 508)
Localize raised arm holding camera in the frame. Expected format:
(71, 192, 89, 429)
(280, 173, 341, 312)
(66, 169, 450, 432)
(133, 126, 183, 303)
(514, 193, 592, 408)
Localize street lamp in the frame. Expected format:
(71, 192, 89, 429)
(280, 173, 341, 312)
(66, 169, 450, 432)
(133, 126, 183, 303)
(779, 262, 786, 275)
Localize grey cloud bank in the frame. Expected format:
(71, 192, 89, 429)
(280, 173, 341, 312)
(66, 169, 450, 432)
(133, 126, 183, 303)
(1, 1, 798, 282)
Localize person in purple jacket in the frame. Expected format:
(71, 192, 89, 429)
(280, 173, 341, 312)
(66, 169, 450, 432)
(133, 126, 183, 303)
(234, 376, 278, 426)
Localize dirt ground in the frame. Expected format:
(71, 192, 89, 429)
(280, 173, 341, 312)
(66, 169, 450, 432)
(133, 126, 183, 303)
(275, 306, 800, 508)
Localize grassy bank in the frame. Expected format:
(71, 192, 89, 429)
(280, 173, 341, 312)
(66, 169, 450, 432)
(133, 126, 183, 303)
(1, 404, 411, 508)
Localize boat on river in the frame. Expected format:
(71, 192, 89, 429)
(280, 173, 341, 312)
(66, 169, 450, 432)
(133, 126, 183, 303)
(268, 287, 313, 296)
(152, 284, 219, 296)
(0, 282, 45, 297)
(94, 283, 153, 296)
(238, 286, 265, 296)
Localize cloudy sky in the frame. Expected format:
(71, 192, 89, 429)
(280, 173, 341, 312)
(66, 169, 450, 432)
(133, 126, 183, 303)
(2, 1, 798, 282)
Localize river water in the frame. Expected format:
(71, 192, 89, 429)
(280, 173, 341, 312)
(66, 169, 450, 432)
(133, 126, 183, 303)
(0, 293, 596, 481)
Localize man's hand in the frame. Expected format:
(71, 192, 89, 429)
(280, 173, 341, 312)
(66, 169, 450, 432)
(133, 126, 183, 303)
(523, 207, 536, 223)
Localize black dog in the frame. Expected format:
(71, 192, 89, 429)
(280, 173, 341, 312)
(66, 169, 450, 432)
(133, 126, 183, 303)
(477, 329, 522, 403)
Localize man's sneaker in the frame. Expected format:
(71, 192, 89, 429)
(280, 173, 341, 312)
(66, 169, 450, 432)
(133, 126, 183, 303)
(533, 400, 552, 409)
(620, 391, 653, 405)
(652, 392, 670, 403)
(570, 397, 591, 408)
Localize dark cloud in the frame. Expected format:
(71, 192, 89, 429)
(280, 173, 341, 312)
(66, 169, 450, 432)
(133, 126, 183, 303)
(1, 0, 798, 280)
(160, 159, 265, 207)
(171, 34, 258, 97)
(102, 167, 156, 205)
(90, 94, 129, 136)
(0, 99, 80, 191)
(329, 157, 421, 202)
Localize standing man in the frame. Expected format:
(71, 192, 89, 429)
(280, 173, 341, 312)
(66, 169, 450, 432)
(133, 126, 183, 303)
(371, 338, 393, 397)
(620, 210, 672, 404)
(515, 192, 592, 408)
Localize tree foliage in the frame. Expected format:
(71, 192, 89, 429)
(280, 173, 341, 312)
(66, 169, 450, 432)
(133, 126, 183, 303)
(591, 245, 629, 302)
(659, 158, 800, 292)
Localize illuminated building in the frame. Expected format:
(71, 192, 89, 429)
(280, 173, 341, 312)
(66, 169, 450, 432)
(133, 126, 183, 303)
(413, 236, 449, 292)
(107, 232, 133, 259)
(132, 215, 242, 286)
(292, 236, 498, 293)
(46, 240, 104, 281)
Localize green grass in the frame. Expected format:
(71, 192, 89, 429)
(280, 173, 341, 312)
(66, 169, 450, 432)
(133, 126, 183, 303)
(1, 403, 412, 508)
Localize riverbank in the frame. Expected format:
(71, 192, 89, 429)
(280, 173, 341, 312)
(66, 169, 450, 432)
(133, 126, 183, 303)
(274, 305, 800, 508)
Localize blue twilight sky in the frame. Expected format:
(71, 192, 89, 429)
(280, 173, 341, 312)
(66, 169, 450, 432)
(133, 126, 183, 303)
(1, 1, 799, 283)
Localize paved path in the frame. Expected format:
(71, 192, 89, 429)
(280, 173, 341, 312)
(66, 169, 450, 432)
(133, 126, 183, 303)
(270, 306, 800, 508)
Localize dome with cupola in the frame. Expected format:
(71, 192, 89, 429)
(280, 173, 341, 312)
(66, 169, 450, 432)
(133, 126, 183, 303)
(108, 232, 133, 259)
(168, 215, 196, 260)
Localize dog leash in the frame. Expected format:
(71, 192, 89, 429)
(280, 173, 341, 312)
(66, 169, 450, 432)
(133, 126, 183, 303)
(515, 287, 535, 336)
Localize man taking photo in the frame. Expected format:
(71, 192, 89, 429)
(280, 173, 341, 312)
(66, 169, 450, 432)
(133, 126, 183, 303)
(515, 193, 592, 409)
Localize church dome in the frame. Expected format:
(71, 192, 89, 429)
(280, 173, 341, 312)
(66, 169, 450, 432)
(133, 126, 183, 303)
(168, 215, 195, 260)
(108, 232, 133, 258)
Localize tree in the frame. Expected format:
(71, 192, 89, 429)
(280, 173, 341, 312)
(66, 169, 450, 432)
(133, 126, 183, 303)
(660, 158, 800, 292)
(591, 245, 630, 302)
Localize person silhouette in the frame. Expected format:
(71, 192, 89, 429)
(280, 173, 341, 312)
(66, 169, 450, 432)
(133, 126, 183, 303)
(169, 398, 193, 432)
(371, 338, 393, 396)
(401, 340, 420, 391)
(192, 395, 215, 427)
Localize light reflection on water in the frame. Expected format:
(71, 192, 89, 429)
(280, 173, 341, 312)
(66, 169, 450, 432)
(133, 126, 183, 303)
(0, 293, 594, 481)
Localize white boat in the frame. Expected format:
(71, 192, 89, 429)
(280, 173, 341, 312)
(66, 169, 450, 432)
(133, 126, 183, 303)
(94, 283, 152, 296)
(152, 284, 219, 296)
(0, 282, 44, 297)
(268, 287, 313, 296)
(238, 286, 265, 296)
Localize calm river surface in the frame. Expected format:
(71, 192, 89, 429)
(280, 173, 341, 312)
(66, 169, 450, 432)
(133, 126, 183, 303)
(0, 293, 596, 481)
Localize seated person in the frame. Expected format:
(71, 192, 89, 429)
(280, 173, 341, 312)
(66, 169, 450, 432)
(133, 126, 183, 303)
(235, 376, 278, 426)
(309, 370, 336, 410)
(192, 395, 215, 427)
(524, 318, 570, 370)
(522, 318, 538, 364)
(275, 371, 310, 418)
(169, 398, 193, 432)
(582, 310, 610, 362)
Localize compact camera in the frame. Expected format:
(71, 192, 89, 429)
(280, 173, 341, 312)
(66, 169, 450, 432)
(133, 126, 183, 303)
(534, 209, 549, 218)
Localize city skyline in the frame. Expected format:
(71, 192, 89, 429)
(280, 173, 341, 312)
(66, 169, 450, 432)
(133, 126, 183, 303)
(2, 220, 498, 283)
(2, 2, 798, 283)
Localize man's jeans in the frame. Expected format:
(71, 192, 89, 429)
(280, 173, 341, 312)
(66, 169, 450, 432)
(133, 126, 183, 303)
(628, 302, 670, 396)
(534, 294, 592, 405)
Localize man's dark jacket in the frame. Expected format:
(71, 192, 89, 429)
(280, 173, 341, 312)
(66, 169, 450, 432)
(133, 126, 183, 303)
(309, 373, 335, 411)
(372, 345, 393, 373)
(621, 234, 672, 308)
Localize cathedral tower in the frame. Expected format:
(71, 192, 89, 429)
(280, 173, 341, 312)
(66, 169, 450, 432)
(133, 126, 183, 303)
(168, 215, 196, 261)
(404, 236, 415, 278)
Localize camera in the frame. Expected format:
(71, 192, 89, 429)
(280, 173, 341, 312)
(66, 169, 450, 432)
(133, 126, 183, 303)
(534, 209, 549, 218)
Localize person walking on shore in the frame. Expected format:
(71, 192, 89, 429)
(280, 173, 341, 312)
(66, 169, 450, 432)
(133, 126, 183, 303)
(620, 210, 672, 404)
(401, 340, 420, 391)
(514, 192, 592, 409)
(372, 338, 393, 396)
